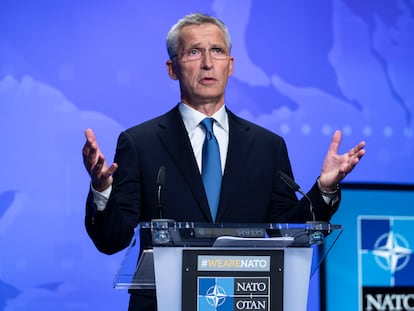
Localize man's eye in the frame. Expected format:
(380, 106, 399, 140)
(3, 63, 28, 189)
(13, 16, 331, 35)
(187, 49, 200, 56)
(211, 48, 223, 54)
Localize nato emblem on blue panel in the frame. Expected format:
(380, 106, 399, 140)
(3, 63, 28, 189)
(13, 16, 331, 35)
(359, 216, 414, 311)
(198, 277, 234, 311)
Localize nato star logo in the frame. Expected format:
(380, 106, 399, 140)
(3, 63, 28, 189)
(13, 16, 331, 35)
(204, 284, 227, 307)
(372, 231, 412, 274)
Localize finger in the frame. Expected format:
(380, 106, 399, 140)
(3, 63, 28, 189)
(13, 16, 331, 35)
(341, 151, 364, 175)
(83, 129, 99, 153)
(347, 139, 366, 156)
(83, 129, 102, 167)
(82, 139, 97, 156)
(102, 163, 118, 179)
(354, 148, 366, 160)
(355, 141, 367, 155)
(84, 128, 96, 143)
(351, 141, 366, 153)
(82, 142, 99, 169)
(350, 143, 366, 160)
(91, 155, 106, 176)
(329, 130, 342, 154)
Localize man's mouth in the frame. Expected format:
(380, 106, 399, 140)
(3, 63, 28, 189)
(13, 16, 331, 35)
(200, 77, 216, 84)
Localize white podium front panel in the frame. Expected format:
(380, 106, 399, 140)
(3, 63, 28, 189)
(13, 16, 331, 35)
(154, 247, 183, 310)
(284, 248, 313, 311)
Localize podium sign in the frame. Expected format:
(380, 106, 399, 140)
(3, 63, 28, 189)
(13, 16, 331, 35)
(182, 249, 284, 311)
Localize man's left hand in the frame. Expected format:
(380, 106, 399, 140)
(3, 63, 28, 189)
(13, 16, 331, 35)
(319, 130, 366, 191)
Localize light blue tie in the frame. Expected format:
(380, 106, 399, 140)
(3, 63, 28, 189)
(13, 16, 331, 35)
(200, 118, 222, 222)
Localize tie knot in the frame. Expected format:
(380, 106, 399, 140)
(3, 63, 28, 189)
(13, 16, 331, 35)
(200, 118, 215, 139)
(200, 118, 214, 133)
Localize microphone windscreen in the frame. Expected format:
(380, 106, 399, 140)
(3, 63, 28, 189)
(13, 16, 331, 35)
(157, 166, 166, 186)
(278, 170, 300, 192)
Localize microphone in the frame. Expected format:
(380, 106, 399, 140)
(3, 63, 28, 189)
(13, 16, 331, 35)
(152, 166, 173, 245)
(278, 170, 316, 222)
(278, 170, 325, 245)
(156, 166, 166, 219)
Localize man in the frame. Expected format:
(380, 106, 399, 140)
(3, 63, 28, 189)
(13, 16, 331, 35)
(82, 13, 366, 310)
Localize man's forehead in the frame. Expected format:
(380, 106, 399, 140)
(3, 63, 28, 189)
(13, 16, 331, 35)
(178, 23, 225, 46)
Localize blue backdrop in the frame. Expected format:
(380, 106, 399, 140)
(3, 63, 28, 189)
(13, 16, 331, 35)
(1, 0, 413, 310)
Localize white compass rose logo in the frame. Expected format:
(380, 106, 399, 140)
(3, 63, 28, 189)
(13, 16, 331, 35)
(204, 284, 227, 308)
(372, 231, 412, 273)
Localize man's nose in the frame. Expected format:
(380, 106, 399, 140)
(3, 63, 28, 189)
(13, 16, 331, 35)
(201, 50, 214, 69)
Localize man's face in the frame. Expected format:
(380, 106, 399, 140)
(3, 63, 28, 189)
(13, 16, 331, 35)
(167, 23, 234, 108)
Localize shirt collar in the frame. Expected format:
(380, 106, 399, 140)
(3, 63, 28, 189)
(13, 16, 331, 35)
(179, 102, 228, 133)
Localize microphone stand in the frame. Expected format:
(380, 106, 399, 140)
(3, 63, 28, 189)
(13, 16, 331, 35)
(151, 166, 175, 245)
(278, 171, 326, 245)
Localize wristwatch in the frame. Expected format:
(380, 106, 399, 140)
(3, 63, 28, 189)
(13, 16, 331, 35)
(317, 178, 339, 206)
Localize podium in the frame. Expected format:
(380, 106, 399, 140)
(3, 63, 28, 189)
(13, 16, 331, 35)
(114, 221, 342, 311)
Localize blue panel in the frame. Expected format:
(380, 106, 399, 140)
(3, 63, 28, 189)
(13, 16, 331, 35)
(325, 188, 414, 311)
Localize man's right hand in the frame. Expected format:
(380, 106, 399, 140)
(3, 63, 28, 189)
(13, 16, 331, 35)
(82, 128, 118, 192)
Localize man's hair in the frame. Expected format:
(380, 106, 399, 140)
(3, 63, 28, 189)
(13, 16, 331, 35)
(166, 13, 232, 59)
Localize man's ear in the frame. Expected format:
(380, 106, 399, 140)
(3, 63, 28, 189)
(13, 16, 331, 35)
(166, 60, 179, 80)
(228, 56, 234, 77)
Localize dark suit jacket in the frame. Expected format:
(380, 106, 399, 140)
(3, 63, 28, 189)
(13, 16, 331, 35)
(85, 105, 339, 255)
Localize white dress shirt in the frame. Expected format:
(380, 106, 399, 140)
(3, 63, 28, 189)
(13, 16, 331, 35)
(178, 102, 229, 174)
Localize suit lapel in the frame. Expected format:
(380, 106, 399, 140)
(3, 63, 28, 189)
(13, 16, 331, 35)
(217, 110, 254, 220)
(155, 106, 213, 221)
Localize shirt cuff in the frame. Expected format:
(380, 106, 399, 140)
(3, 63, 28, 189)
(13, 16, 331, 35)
(321, 192, 339, 206)
(91, 184, 112, 211)
(317, 178, 339, 206)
